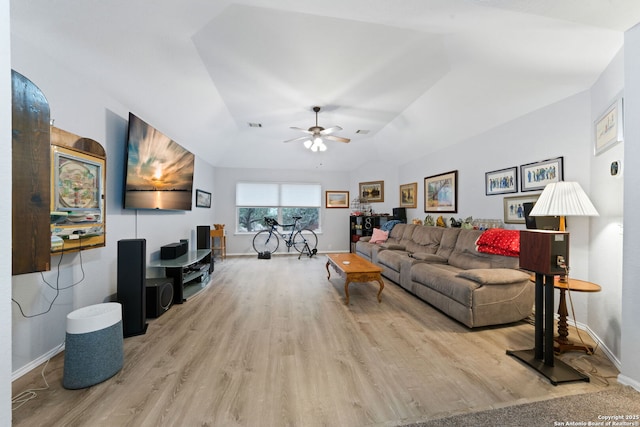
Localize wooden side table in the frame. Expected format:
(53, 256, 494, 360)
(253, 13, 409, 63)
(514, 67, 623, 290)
(553, 277, 601, 354)
(210, 229, 226, 260)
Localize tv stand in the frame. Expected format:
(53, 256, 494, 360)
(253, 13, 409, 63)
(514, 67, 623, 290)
(150, 249, 212, 303)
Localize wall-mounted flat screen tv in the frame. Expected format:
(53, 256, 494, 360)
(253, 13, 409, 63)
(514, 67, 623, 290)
(123, 113, 194, 210)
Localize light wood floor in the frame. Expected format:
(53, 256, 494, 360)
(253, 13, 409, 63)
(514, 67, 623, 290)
(12, 255, 620, 426)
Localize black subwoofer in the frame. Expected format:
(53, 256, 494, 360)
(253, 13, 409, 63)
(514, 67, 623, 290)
(145, 278, 174, 318)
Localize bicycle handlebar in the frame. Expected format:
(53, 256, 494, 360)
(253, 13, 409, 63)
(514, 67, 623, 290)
(264, 216, 303, 229)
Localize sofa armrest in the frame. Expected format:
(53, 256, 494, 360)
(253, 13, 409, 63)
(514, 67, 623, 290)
(359, 236, 371, 242)
(456, 268, 530, 285)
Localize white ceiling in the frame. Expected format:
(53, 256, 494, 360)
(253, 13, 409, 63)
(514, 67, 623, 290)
(10, 0, 640, 171)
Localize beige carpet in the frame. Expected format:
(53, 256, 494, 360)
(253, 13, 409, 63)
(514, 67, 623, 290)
(404, 385, 640, 427)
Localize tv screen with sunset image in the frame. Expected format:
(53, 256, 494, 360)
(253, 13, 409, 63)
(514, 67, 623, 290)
(123, 113, 195, 210)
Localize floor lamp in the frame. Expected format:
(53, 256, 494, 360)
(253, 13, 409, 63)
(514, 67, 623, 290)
(509, 181, 599, 385)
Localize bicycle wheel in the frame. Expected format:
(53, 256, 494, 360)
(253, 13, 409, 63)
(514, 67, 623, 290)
(292, 229, 318, 253)
(253, 230, 279, 254)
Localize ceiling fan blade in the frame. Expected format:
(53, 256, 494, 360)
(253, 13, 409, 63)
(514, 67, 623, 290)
(319, 126, 342, 135)
(290, 126, 313, 134)
(324, 135, 350, 143)
(284, 135, 312, 143)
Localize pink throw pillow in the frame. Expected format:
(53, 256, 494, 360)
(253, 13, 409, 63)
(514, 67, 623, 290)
(369, 228, 389, 244)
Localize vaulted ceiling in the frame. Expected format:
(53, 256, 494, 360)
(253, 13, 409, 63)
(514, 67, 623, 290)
(10, 1, 640, 171)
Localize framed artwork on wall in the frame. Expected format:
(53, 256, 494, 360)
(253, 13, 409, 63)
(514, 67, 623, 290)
(594, 98, 624, 155)
(503, 194, 539, 224)
(399, 182, 417, 208)
(424, 170, 457, 213)
(485, 167, 518, 196)
(359, 181, 384, 203)
(195, 189, 211, 208)
(520, 156, 563, 192)
(325, 191, 349, 208)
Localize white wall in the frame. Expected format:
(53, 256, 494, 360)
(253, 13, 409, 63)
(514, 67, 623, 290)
(2, 0, 13, 421)
(214, 167, 351, 255)
(588, 49, 625, 362)
(11, 35, 216, 377)
(620, 23, 640, 389)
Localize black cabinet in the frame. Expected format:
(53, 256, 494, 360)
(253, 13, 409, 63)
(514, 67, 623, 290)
(349, 215, 393, 252)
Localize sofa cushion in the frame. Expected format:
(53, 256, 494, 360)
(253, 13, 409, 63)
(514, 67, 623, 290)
(378, 249, 410, 271)
(370, 228, 389, 244)
(448, 229, 519, 270)
(411, 263, 480, 306)
(435, 228, 461, 260)
(405, 226, 444, 254)
(456, 268, 530, 285)
(411, 253, 448, 263)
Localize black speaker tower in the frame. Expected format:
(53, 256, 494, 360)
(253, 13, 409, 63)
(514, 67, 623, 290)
(197, 225, 214, 274)
(117, 239, 148, 337)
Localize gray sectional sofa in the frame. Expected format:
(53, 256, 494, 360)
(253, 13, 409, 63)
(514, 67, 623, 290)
(355, 223, 533, 328)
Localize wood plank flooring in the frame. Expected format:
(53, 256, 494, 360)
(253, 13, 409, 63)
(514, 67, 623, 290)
(12, 255, 620, 426)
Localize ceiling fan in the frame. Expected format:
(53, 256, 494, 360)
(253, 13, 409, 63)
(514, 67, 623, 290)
(284, 106, 350, 151)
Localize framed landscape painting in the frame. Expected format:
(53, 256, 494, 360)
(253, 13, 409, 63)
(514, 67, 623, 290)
(325, 191, 349, 208)
(359, 181, 384, 203)
(424, 170, 457, 213)
(195, 189, 211, 208)
(399, 182, 417, 208)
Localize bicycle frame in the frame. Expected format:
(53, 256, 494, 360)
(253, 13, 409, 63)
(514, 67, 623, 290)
(269, 220, 303, 249)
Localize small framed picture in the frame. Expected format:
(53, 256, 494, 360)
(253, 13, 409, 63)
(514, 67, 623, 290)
(399, 182, 417, 208)
(359, 181, 384, 203)
(520, 157, 563, 192)
(195, 189, 211, 208)
(594, 98, 623, 155)
(503, 194, 539, 224)
(424, 170, 458, 213)
(325, 191, 349, 208)
(485, 167, 518, 196)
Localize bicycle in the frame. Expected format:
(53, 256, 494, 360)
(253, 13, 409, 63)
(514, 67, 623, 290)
(252, 216, 318, 256)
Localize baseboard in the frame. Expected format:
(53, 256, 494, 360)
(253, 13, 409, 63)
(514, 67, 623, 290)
(12, 342, 65, 381)
(227, 250, 348, 257)
(569, 317, 622, 370)
(617, 373, 640, 391)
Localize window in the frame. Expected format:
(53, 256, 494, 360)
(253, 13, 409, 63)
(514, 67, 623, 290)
(236, 182, 321, 233)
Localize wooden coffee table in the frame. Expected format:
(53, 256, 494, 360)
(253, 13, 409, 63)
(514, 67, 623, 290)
(326, 253, 384, 304)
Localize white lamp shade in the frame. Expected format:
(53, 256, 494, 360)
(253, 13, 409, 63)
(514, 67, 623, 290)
(529, 181, 599, 217)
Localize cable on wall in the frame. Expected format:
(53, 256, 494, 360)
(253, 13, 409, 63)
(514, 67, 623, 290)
(12, 238, 86, 318)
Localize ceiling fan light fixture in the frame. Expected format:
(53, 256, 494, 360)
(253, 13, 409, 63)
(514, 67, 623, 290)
(303, 139, 312, 149)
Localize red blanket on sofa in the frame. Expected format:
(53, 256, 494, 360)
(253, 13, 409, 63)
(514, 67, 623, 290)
(475, 228, 520, 257)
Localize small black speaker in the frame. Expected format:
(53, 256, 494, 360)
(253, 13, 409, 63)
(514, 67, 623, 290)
(117, 239, 148, 337)
(146, 278, 174, 318)
(393, 207, 407, 223)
